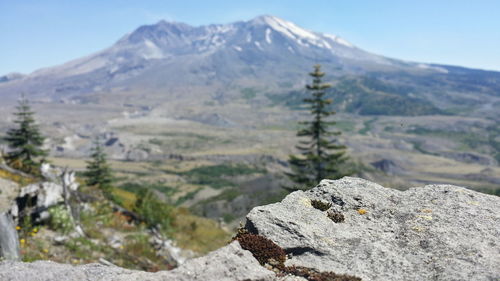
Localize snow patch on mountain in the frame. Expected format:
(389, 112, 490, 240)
(262, 16, 318, 41)
(205, 24, 235, 34)
(265, 28, 272, 44)
(417, 63, 449, 73)
(323, 34, 354, 48)
(253, 16, 353, 52)
(142, 40, 164, 59)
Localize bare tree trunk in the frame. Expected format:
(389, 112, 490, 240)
(0, 212, 21, 261)
(61, 168, 85, 237)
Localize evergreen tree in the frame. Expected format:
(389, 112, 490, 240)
(4, 96, 47, 173)
(84, 139, 113, 191)
(286, 65, 348, 190)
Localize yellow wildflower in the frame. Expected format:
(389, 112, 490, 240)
(20, 239, 25, 244)
(357, 209, 367, 215)
(42, 249, 49, 254)
(16, 226, 21, 231)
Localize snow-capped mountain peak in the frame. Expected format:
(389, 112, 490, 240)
(322, 33, 354, 48)
(258, 15, 319, 41)
(0, 15, 399, 98)
(248, 15, 354, 51)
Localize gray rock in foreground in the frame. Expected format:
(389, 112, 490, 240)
(246, 177, 500, 281)
(0, 241, 276, 281)
(1, 177, 499, 281)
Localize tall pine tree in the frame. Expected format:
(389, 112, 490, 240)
(84, 139, 113, 192)
(4, 96, 47, 173)
(286, 65, 348, 191)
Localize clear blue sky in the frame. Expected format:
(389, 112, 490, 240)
(1, 0, 499, 75)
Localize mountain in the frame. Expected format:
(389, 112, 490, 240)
(0, 15, 386, 98)
(1, 15, 498, 119)
(0, 73, 25, 84)
(0, 15, 498, 214)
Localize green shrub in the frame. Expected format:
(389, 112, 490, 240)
(241, 87, 257, 100)
(133, 189, 174, 233)
(48, 205, 75, 234)
(183, 164, 265, 189)
(123, 234, 157, 261)
(175, 189, 201, 205)
(120, 182, 177, 197)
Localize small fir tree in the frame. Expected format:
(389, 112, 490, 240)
(286, 65, 348, 191)
(84, 139, 113, 192)
(4, 96, 47, 173)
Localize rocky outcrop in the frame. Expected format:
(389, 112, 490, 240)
(245, 177, 499, 280)
(0, 242, 276, 281)
(9, 165, 80, 224)
(0, 177, 499, 280)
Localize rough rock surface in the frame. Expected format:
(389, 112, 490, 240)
(0, 242, 276, 281)
(246, 177, 500, 281)
(0, 177, 499, 280)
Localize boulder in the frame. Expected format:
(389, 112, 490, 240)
(9, 164, 80, 223)
(10, 182, 64, 222)
(245, 177, 500, 281)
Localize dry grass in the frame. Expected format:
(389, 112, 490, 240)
(0, 168, 36, 185)
(171, 208, 231, 254)
(110, 188, 137, 210)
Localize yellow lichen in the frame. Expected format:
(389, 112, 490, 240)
(299, 197, 311, 207)
(412, 226, 425, 232)
(417, 215, 433, 220)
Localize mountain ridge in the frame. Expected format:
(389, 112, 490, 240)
(0, 15, 498, 121)
(0, 16, 450, 95)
